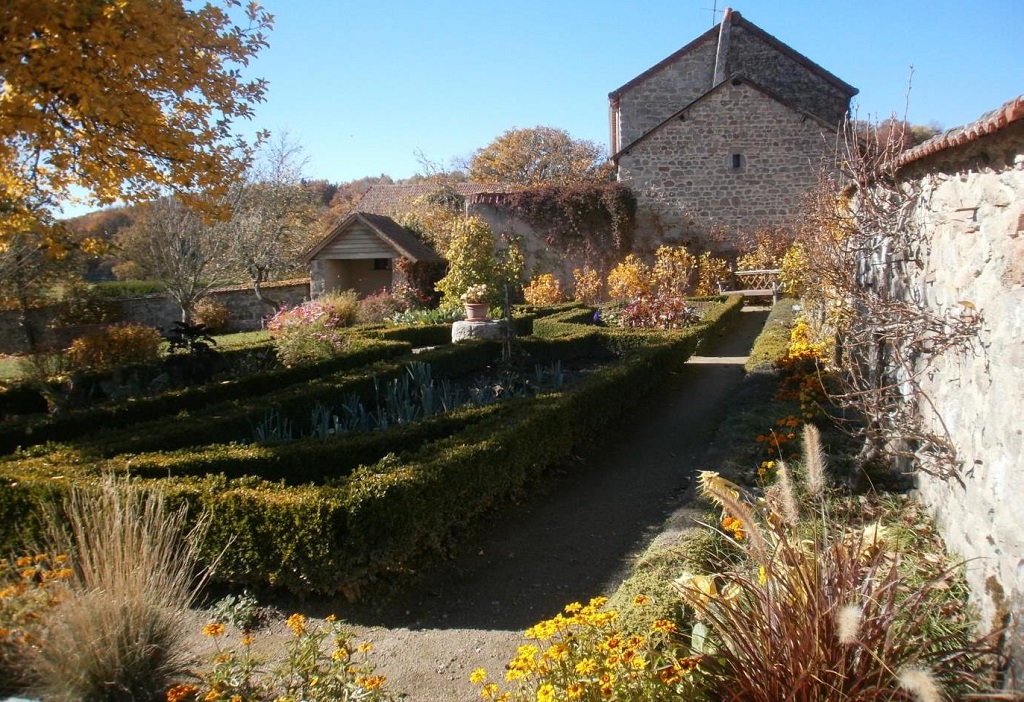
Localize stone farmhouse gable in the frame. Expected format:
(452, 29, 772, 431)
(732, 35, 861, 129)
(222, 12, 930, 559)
(302, 211, 441, 297)
(609, 8, 857, 247)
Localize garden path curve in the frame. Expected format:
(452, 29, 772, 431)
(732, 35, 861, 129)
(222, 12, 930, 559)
(333, 307, 771, 701)
(182, 307, 770, 702)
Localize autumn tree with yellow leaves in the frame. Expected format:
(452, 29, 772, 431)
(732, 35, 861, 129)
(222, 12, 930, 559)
(0, 0, 273, 248)
(468, 126, 612, 187)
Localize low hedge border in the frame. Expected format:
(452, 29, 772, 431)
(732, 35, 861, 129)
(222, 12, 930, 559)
(3, 340, 502, 460)
(744, 296, 799, 372)
(0, 295, 744, 596)
(0, 338, 414, 455)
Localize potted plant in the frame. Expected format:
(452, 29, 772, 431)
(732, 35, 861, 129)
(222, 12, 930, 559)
(460, 283, 490, 321)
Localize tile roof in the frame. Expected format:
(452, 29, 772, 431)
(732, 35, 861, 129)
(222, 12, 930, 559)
(355, 183, 513, 215)
(302, 212, 442, 263)
(608, 9, 857, 101)
(897, 94, 1024, 168)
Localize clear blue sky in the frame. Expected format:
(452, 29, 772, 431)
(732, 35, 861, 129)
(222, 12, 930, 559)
(240, 0, 1021, 187)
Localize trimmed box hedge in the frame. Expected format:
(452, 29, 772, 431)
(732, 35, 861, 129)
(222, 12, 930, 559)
(0, 295, 744, 596)
(0, 337, 415, 455)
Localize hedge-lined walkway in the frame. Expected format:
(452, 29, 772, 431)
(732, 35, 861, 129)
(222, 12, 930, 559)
(284, 307, 771, 702)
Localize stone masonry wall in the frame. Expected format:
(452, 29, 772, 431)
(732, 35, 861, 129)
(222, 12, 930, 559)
(0, 280, 309, 354)
(615, 39, 717, 148)
(725, 26, 851, 126)
(617, 80, 835, 249)
(886, 125, 1024, 679)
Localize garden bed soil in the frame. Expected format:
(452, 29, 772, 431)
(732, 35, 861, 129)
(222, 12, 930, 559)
(180, 308, 770, 702)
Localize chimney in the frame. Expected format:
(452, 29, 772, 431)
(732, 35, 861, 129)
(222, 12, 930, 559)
(712, 7, 733, 88)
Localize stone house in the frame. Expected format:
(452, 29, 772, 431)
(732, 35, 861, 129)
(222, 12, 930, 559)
(302, 211, 442, 298)
(610, 8, 858, 248)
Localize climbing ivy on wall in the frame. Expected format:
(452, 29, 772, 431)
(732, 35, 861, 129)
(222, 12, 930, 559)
(502, 183, 637, 269)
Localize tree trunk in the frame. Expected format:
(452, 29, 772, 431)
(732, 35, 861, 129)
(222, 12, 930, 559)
(252, 269, 281, 314)
(13, 257, 38, 351)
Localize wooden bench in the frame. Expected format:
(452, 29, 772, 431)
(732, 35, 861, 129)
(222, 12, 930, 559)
(717, 268, 783, 304)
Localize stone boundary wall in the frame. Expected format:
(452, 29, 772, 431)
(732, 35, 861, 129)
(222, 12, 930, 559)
(877, 122, 1023, 681)
(0, 280, 309, 354)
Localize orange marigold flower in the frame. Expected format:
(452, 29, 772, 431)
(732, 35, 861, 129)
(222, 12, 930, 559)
(286, 613, 306, 636)
(202, 622, 225, 638)
(166, 683, 199, 702)
(631, 594, 650, 607)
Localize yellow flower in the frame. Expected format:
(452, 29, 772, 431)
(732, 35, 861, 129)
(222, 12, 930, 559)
(241, 634, 255, 647)
(543, 643, 569, 661)
(331, 648, 349, 661)
(574, 658, 598, 675)
(536, 683, 555, 702)
(325, 614, 337, 622)
(480, 683, 500, 699)
(564, 601, 582, 614)
(469, 668, 487, 685)
(357, 641, 374, 653)
(652, 619, 677, 634)
(566, 683, 586, 699)
(202, 622, 225, 638)
(286, 613, 306, 636)
(631, 594, 650, 607)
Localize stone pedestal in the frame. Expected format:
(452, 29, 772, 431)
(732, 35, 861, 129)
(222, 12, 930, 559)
(452, 319, 506, 343)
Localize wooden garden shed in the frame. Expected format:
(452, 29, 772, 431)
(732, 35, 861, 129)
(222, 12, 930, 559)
(303, 212, 442, 297)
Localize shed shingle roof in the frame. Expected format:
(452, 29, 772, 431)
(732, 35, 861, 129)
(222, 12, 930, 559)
(302, 212, 442, 264)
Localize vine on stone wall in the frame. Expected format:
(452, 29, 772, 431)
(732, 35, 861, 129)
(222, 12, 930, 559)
(797, 126, 981, 480)
(501, 183, 637, 270)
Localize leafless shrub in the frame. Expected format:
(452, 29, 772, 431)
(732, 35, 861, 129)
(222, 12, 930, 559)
(796, 118, 980, 479)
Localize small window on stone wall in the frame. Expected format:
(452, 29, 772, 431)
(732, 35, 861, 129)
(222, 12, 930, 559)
(373, 258, 392, 271)
(731, 153, 746, 170)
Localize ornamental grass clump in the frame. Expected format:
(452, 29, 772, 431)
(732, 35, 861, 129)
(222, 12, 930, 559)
(677, 429, 997, 701)
(25, 478, 208, 702)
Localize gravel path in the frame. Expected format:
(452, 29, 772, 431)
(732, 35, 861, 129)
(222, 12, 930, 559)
(187, 308, 770, 702)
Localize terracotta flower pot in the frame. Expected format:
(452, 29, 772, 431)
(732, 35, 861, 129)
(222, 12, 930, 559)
(464, 303, 489, 322)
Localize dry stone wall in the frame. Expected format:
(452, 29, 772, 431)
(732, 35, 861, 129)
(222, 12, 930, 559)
(0, 280, 309, 354)
(864, 123, 1024, 680)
